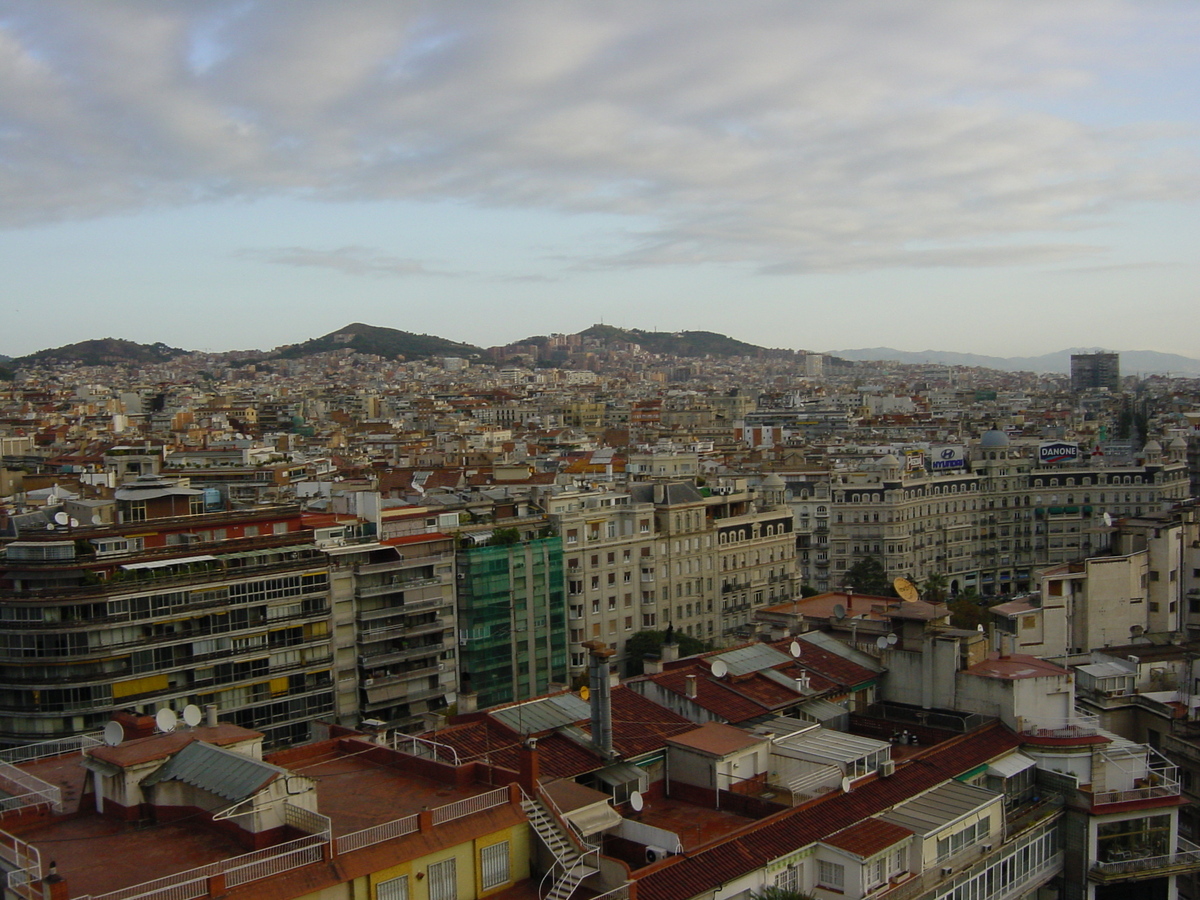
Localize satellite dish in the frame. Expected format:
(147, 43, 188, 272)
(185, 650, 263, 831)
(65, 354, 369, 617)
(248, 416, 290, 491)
(579, 685, 590, 701)
(841, 776, 852, 793)
(833, 604, 847, 620)
(876, 636, 889, 650)
(53, 511, 69, 525)
(1102, 512, 1113, 528)
(103, 721, 124, 747)
(789, 640, 802, 658)
(155, 708, 178, 734)
(887, 633, 898, 646)
(182, 704, 202, 727)
(45, 523, 56, 531)
(630, 790, 644, 812)
(977, 624, 985, 633)
(893, 577, 920, 603)
(91, 514, 103, 525)
(711, 659, 729, 679)
(68, 518, 79, 528)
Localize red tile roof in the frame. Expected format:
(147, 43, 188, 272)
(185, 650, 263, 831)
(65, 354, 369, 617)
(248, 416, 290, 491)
(636, 723, 1021, 900)
(823, 817, 913, 858)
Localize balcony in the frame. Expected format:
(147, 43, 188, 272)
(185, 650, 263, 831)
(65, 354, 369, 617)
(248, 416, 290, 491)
(355, 574, 446, 599)
(1091, 837, 1200, 883)
(1018, 714, 1099, 740)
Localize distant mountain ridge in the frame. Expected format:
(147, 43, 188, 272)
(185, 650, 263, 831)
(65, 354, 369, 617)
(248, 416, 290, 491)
(514, 324, 795, 359)
(829, 347, 1200, 376)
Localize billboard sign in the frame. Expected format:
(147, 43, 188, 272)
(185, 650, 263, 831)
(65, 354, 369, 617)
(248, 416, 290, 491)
(931, 445, 966, 470)
(904, 449, 925, 471)
(1038, 441, 1079, 464)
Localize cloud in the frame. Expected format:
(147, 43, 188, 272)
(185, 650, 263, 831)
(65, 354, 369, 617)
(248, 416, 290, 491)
(238, 245, 455, 277)
(1, 0, 1198, 273)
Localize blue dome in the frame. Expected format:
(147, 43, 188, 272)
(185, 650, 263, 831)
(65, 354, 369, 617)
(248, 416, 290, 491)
(980, 429, 1010, 449)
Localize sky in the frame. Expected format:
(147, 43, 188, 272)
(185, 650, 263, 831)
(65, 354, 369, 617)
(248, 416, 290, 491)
(1, 1, 1198, 360)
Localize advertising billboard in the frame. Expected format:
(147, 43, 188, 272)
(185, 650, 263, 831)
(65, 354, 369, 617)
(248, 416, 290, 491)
(1038, 441, 1080, 464)
(931, 445, 966, 470)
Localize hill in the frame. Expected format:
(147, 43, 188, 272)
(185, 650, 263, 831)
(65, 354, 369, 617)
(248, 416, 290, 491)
(272, 323, 480, 362)
(566, 325, 793, 358)
(16, 338, 185, 368)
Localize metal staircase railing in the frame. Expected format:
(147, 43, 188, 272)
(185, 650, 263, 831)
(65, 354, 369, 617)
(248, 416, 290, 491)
(520, 786, 600, 900)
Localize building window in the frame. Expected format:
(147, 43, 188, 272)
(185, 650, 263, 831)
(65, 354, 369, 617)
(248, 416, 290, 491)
(428, 858, 457, 900)
(818, 860, 845, 890)
(481, 841, 510, 889)
(127, 500, 147, 522)
(774, 863, 802, 892)
(378, 875, 409, 900)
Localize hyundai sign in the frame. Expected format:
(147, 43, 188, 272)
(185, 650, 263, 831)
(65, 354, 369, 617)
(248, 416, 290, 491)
(1038, 441, 1079, 464)
(931, 445, 966, 470)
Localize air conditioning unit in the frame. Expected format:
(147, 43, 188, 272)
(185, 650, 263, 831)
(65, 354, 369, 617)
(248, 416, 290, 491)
(363, 678, 375, 687)
(981, 843, 993, 853)
(941, 867, 954, 878)
(878, 759, 896, 778)
(646, 846, 671, 863)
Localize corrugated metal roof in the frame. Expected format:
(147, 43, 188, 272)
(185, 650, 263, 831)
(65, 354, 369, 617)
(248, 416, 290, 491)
(880, 779, 998, 837)
(720, 644, 792, 676)
(773, 728, 889, 765)
(493, 693, 590, 735)
(141, 740, 285, 801)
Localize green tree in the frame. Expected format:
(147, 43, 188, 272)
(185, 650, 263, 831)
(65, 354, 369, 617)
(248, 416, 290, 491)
(948, 595, 987, 631)
(487, 527, 521, 546)
(842, 556, 894, 597)
(799, 583, 821, 598)
(752, 887, 817, 900)
(623, 629, 711, 676)
(922, 573, 948, 605)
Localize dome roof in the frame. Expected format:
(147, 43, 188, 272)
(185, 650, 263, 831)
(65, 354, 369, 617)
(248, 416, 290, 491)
(1143, 439, 1162, 453)
(1170, 436, 1188, 449)
(879, 454, 901, 468)
(979, 429, 1010, 449)
(761, 473, 785, 488)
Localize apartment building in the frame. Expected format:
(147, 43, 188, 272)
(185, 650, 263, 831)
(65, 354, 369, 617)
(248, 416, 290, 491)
(0, 492, 336, 747)
(455, 528, 568, 707)
(782, 430, 1190, 597)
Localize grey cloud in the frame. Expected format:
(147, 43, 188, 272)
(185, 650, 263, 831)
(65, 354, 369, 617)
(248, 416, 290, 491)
(1, 0, 1197, 271)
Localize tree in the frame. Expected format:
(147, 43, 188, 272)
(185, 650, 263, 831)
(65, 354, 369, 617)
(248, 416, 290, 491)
(799, 583, 821, 598)
(752, 887, 817, 900)
(842, 556, 894, 597)
(487, 527, 521, 546)
(921, 573, 948, 605)
(948, 595, 987, 631)
(623, 629, 711, 676)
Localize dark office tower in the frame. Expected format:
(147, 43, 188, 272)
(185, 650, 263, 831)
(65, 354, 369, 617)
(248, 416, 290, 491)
(1070, 352, 1120, 392)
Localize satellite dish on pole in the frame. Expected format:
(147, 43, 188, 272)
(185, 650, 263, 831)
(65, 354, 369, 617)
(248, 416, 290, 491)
(155, 708, 178, 734)
(789, 640, 802, 659)
(841, 776, 852, 793)
(91, 514, 103, 525)
(579, 685, 590, 702)
(893, 577, 920, 603)
(711, 659, 729, 679)
(833, 604, 847, 621)
(182, 704, 202, 728)
(887, 633, 898, 646)
(876, 636, 889, 650)
(630, 791, 644, 812)
(103, 721, 124, 747)
(1102, 512, 1113, 528)
(68, 518, 79, 529)
(53, 511, 69, 526)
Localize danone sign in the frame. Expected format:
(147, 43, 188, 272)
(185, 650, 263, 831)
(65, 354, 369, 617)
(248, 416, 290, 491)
(1038, 441, 1079, 463)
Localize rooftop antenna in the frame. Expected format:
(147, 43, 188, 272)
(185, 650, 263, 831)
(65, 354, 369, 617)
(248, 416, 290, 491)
(711, 659, 729, 679)
(103, 720, 124, 747)
(182, 704, 202, 728)
(893, 577, 920, 603)
(789, 640, 802, 659)
(155, 708, 178, 734)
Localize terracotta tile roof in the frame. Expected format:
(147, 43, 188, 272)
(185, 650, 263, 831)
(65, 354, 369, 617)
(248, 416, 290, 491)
(87, 725, 261, 768)
(966, 653, 1069, 680)
(823, 817, 913, 858)
(768, 640, 879, 689)
(665, 722, 766, 757)
(651, 667, 768, 723)
(605, 686, 700, 756)
(635, 723, 1021, 900)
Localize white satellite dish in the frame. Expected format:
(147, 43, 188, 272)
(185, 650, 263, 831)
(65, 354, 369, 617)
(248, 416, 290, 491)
(182, 704, 202, 728)
(91, 514, 103, 525)
(711, 659, 729, 679)
(876, 636, 889, 650)
(887, 633, 898, 646)
(68, 518, 79, 528)
(841, 776, 852, 793)
(45, 523, 56, 531)
(789, 640, 802, 658)
(53, 511, 69, 525)
(833, 604, 847, 620)
(977, 624, 985, 633)
(630, 790, 644, 812)
(155, 708, 178, 734)
(103, 721, 124, 747)
(1102, 512, 1113, 528)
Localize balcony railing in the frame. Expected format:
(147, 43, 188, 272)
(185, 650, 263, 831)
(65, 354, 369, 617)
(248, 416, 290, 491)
(1019, 714, 1099, 740)
(1091, 837, 1200, 882)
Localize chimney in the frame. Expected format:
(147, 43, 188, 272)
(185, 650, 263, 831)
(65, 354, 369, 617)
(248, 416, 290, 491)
(457, 691, 478, 714)
(643, 656, 664, 675)
(40, 861, 68, 900)
(583, 641, 616, 754)
(518, 738, 541, 792)
(661, 625, 679, 662)
(685, 674, 698, 699)
(205, 704, 218, 728)
(654, 483, 666, 504)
